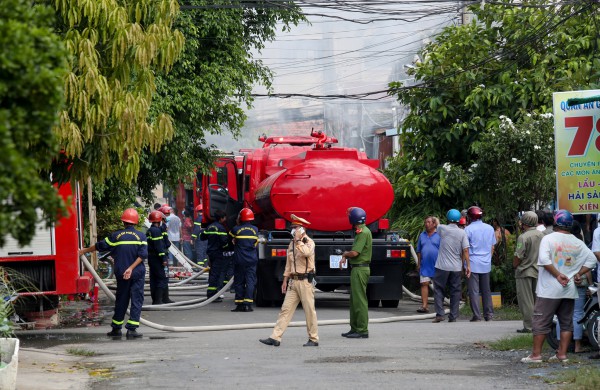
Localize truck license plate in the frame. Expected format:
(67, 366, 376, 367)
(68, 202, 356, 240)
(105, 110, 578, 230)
(329, 255, 347, 269)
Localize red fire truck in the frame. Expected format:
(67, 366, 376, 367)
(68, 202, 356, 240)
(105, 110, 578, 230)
(0, 182, 93, 311)
(195, 131, 411, 307)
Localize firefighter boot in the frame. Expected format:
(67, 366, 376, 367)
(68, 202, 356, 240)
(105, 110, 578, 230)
(126, 329, 143, 339)
(153, 288, 164, 305)
(162, 286, 175, 304)
(231, 304, 245, 312)
(107, 328, 122, 338)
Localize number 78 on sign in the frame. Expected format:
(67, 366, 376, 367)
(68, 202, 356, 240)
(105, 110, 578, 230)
(553, 90, 600, 213)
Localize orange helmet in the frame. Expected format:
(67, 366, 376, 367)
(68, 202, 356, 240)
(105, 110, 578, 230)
(148, 210, 163, 223)
(239, 208, 254, 222)
(121, 208, 139, 224)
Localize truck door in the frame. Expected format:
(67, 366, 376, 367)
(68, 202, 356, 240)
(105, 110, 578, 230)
(203, 157, 242, 227)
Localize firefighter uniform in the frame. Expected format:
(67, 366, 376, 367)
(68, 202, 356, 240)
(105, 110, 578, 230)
(348, 223, 372, 335)
(147, 224, 169, 304)
(201, 220, 230, 299)
(191, 216, 207, 266)
(95, 226, 148, 332)
(229, 222, 259, 310)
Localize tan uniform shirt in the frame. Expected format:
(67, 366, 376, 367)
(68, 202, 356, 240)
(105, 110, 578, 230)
(514, 227, 544, 279)
(284, 237, 315, 277)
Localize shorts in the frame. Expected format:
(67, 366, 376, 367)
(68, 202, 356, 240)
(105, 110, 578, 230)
(531, 297, 574, 335)
(420, 276, 431, 284)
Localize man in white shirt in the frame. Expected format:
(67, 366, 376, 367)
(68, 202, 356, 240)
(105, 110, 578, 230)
(521, 210, 596, 363)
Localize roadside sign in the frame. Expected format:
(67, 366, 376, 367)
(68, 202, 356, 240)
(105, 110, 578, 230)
(552, 90, 600, 214)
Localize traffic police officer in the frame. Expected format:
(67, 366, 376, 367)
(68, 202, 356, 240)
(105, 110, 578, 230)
(79, 208, 148, 339)
(201, 209, 230, 301)
(147, 210, 170, 305)
(230, 208, 259, 312)
(191, 204, 207, 266)
(339, 207, 371, 339)
(260, 214, 318, 347)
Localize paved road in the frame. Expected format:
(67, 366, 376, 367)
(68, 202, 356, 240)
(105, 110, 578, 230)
(17, 291, 553, 389)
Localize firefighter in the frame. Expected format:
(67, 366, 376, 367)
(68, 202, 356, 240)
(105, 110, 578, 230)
(191, 204, 207, 266)
(147, 210, 170, 305)
(339, 207, 371, 339)
(201, 209, 230, 301)
(230, 208, 259, 312)
(79, 208, 147, 339)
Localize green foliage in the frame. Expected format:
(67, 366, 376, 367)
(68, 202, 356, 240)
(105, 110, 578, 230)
(386, 0, 599, 225)
(548, 367, 600, 389)
(138, 0, 306, 193)
(0, 0, 67, 246)
(50, 0, 185, 184)
(487, 334, 535, 351)
(471, 113, 556, 221)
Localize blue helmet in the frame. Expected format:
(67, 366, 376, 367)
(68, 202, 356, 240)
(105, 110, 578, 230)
(348, 207, 366, 225)
(446, 209, 461, 223)
(554, 209, 573, 229)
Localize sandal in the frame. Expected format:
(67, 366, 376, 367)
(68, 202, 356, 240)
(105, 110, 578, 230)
(416, 307, 429, 313)
(548, 354, 569, 363)
(521, 355, 543, 364)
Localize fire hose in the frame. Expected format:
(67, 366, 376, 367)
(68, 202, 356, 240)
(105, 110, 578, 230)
(81, 252, 452, 332)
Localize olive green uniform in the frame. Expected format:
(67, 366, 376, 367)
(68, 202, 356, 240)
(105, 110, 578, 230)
(349, 224, 372, 334)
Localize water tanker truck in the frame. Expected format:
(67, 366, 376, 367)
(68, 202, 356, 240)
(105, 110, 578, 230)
(198, 130, 411, 307)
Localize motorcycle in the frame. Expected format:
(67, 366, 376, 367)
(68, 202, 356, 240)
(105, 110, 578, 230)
(546, 284, 599, 351)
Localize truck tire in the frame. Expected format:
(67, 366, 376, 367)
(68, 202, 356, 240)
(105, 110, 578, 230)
(381, 299, 399, 308)
(586, 312, 599, 350)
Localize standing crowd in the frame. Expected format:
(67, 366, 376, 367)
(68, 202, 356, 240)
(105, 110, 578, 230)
(415, 207, 600, 362)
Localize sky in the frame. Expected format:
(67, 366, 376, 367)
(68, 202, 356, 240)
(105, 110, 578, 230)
(206, 1, 467, 156)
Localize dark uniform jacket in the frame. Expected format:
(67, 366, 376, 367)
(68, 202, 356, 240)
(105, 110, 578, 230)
(95, 226, 148, 279)
(229, 223, 259, 264)
(201, 221, 230, 254)
(147, 225, 168, 262)
(191, 216, 203, 242)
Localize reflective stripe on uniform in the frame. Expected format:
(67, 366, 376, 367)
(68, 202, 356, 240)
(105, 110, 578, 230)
(149, 236, 163, 241)
(204, 231, 228, 236)
(112, 319, 124, 325)
(194, 222, 202, 226)
(243, 299, 253, 303)
(105, 238, 148, 246)
(207, 287, 217, 291)
(127, 320, 140, 326)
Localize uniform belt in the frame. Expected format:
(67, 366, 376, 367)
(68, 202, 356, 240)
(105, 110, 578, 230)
(290, 274, 309, 280)
(350, 263, 370, 268)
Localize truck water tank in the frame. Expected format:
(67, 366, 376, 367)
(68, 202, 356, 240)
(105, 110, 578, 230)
(254, 150, 393, 232)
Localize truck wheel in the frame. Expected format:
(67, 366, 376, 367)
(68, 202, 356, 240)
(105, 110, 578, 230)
(254, 286, 271, 307)
(586, 312, 599, 350)
(381, 300, 399, 308)
(368, 300, 380, 308)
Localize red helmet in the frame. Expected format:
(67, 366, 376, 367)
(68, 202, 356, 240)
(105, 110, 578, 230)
(467, 206, 483, 221)
(458, 217, 467, 226)
(121, 208, 139, 224)
(195, 204, 203, 212)
(239, 208, 254, 222)
(148, 210, 163, 223)
(159, 206, 171, 215)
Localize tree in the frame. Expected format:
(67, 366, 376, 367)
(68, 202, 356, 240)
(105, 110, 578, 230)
(0, 0, 67, 246)
(387, 0, 599, 238)
(50, 0, 185, 183)
(134, 0, 305, 196)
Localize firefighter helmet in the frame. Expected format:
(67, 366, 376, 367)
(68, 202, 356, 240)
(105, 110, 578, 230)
(239, 208, 254, 222)
(446, 209, 461, 223)
(148, 210, 163, 223)
(159, 206, 171, 215)
(467, 206, 483, 221)
(554, 209, 573, 229)
(195, 204, 203, 212)
(348, 207, 366, 225)
(121, 208, 139, 224)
